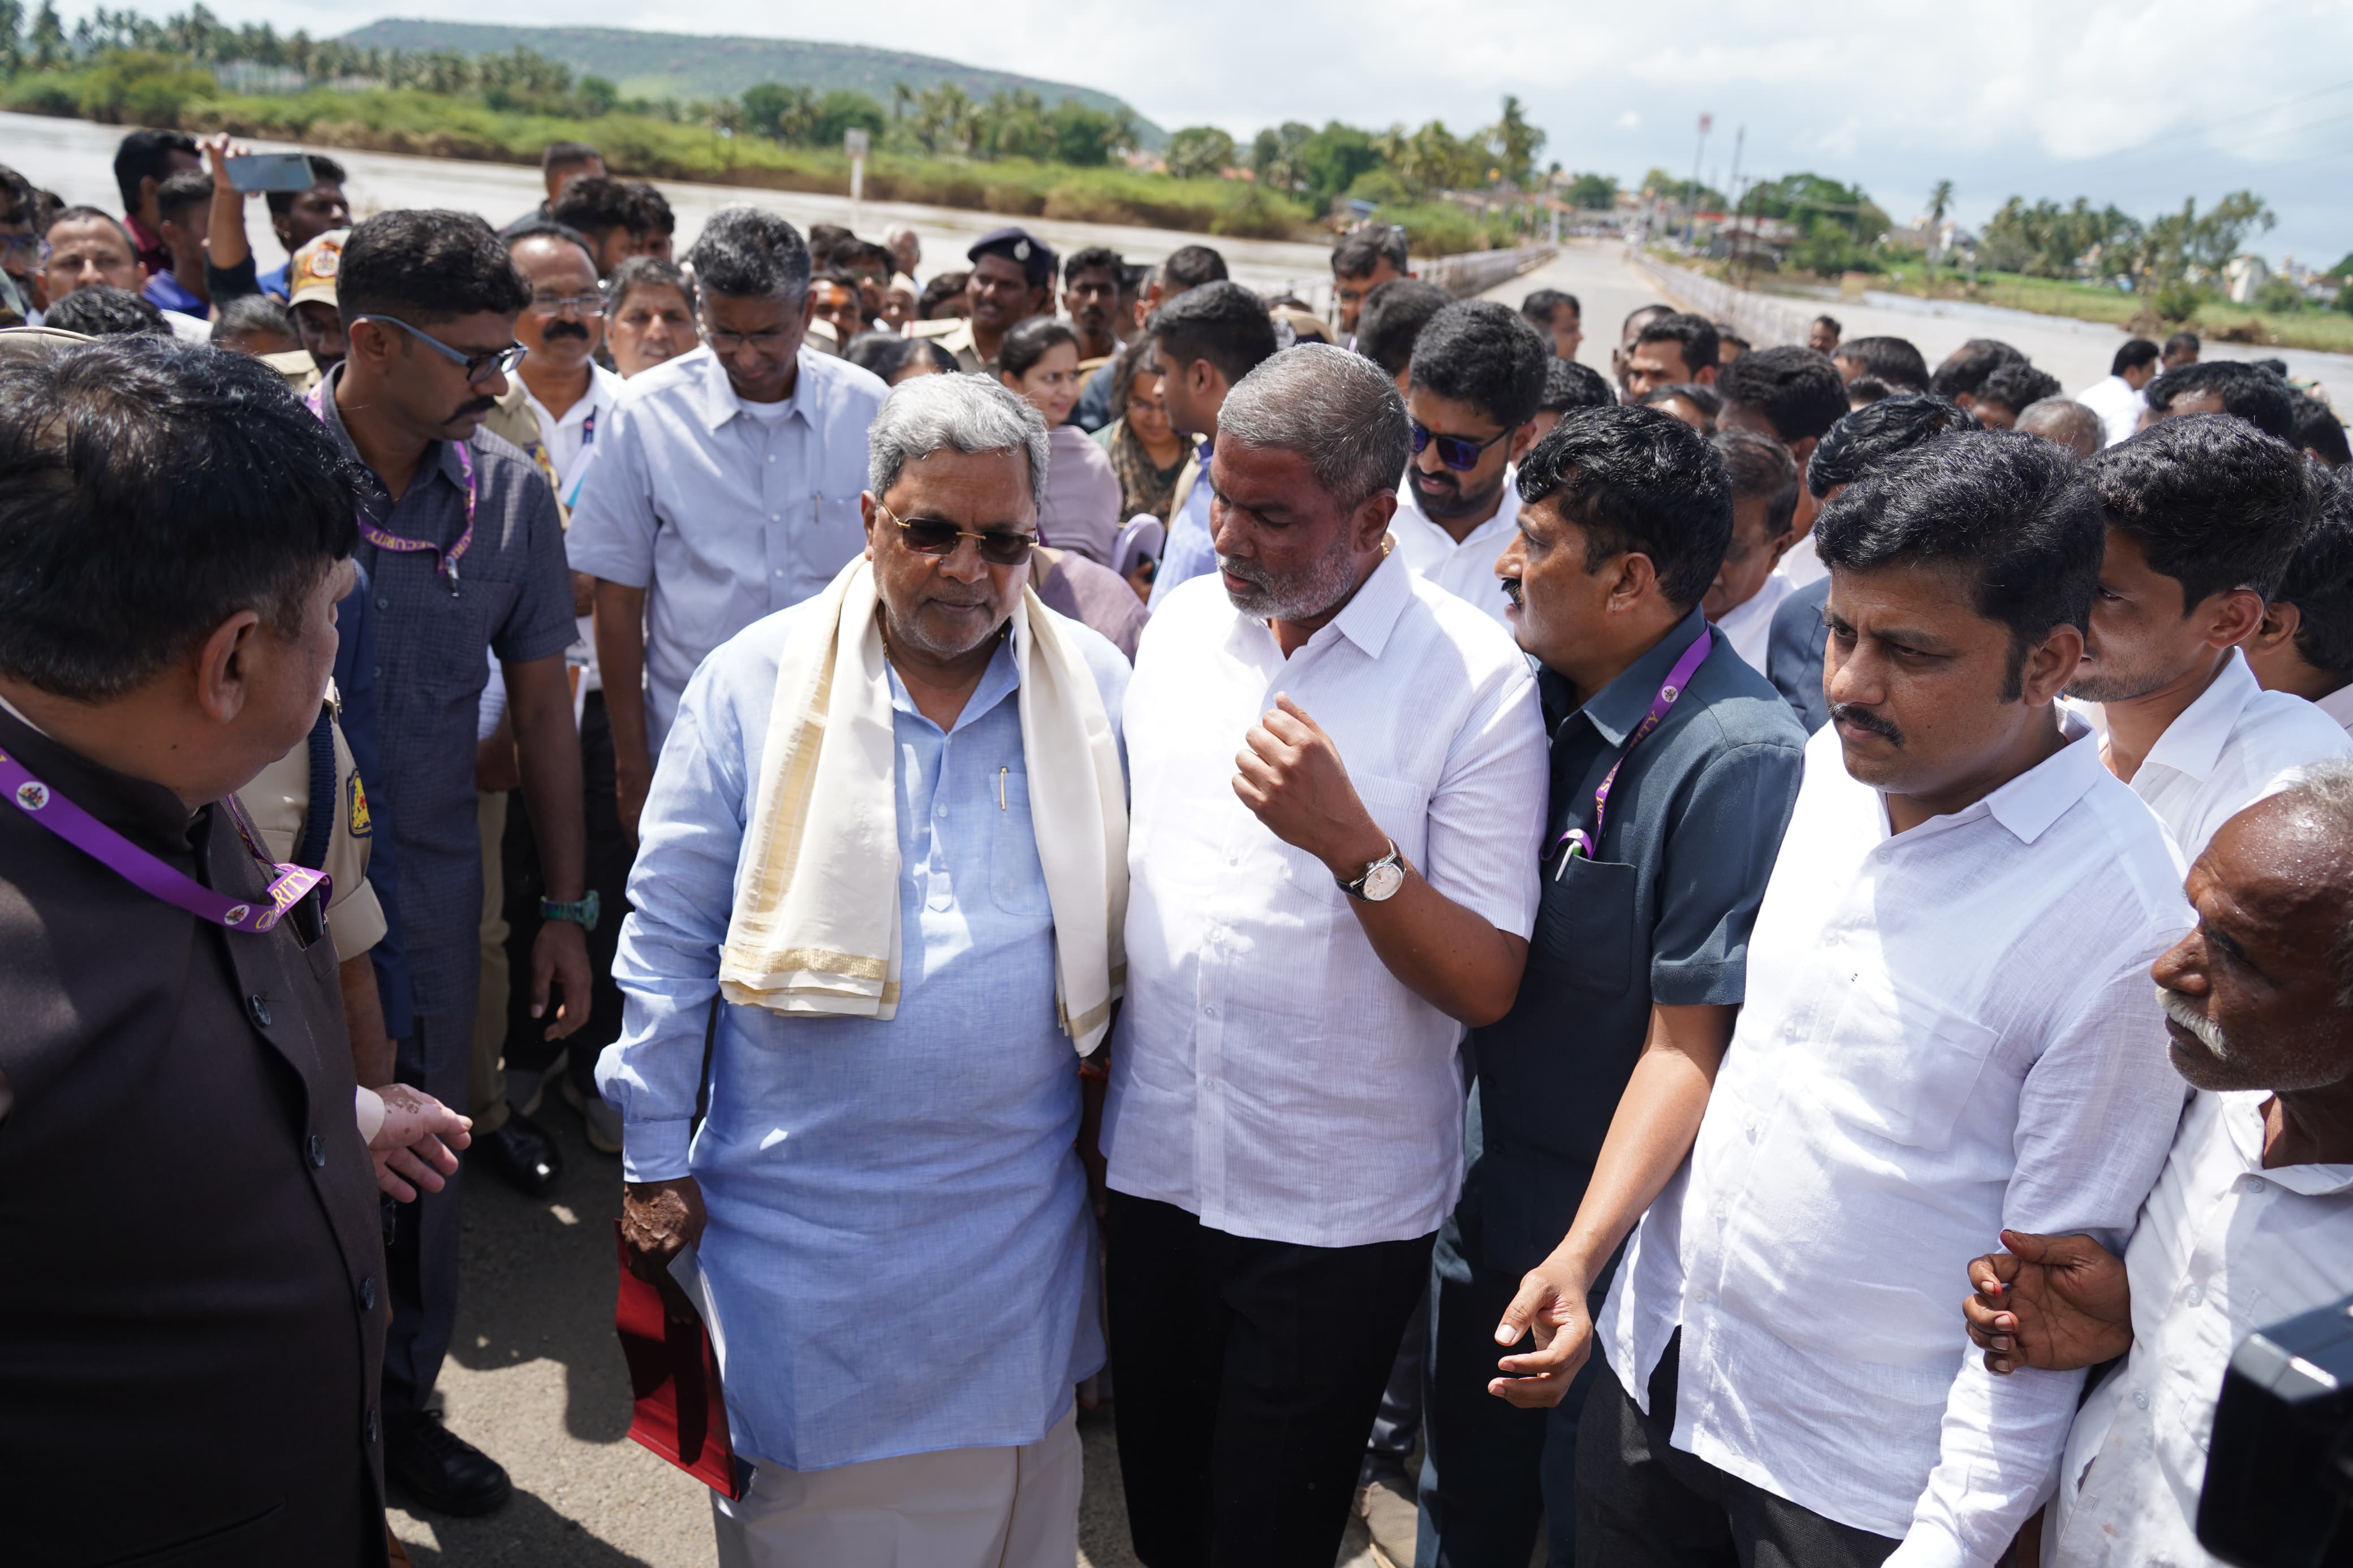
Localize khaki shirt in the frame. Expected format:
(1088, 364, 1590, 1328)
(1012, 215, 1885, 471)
(917, 316, 989, 375)
(486, 382, 564, 515)
(234, 697, 387, 960)
(261, 347, 321, 395)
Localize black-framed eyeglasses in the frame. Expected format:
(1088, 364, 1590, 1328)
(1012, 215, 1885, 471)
(353, 314, 528, 383)
(1410, 418, 1511, 472)
(699, 313, 794, 355)
(876, 500, 1038, 566)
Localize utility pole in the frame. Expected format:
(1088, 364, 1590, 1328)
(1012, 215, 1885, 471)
(1685, 112, 1711, 245)
(1725, 124, 1745, 278)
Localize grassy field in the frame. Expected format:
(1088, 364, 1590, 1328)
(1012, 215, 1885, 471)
(1821, 266, 2353, 355)
(1, 77, 1315, 240)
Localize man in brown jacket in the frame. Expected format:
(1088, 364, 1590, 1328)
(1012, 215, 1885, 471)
(0, 335, 419, 1565)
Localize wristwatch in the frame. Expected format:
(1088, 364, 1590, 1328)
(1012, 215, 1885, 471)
(1338, 840, 1406, 902)
(539, 891, 601, 932)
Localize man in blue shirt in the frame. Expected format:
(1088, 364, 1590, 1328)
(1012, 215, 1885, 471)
(1142, 281, 1278, 607)
(602, 375, 1130, 1565)
(1419, 407, 1807, 1567)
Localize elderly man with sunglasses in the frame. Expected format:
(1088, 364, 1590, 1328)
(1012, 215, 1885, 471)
(567, 205, 889, 847)
(313, 208, 593, 1515)
(600, 373, 1130, 1567)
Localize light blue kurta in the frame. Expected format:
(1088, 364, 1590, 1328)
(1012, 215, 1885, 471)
(597, 597, 1128, 1471)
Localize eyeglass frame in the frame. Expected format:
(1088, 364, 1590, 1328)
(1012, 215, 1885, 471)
(527, 290, 606, 318)
(1409, 417, 1513, 473)
(350, 313, 529, 384)
(873, 499, 1040, 566)
(696, 304, 800, 357)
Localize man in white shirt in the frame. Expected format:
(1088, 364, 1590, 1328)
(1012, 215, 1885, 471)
(567, 207, 886, 842)
(2067, 413, 2350, 858)
(1716, 345, 1851, 594)
(1389, 300, 1550, 628)
(1103, 344, 1548, 1566)
(2075, 338, 2162, 450)
(1489, 429, 2193, 1566)
(1704, 431, 1801, 671)
(1961, 769, 2353, 1566)
(503, 221, 625, 507)
(2243, 472, 2353, 734)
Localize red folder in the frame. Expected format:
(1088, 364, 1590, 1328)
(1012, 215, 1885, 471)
(612, 1221, 745, 1500)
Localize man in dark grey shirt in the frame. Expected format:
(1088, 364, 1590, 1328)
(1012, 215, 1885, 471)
(318, 210, 591, 1517)
(1418, 407, 1806, 1567)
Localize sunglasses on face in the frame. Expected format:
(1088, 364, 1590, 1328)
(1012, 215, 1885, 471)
(1410, 419, 1511, 472)
(353, 314, 528, 383)
(877, 501, 1038, 566)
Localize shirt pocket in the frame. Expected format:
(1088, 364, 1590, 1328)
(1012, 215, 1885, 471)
(1270, 770, 1430, 905)
(1817, 974, 2001, 1151)
(991, 768, 1051, 915)
(1531, 856, 1635, 999)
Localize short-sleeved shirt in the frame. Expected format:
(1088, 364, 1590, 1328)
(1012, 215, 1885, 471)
(235, 703, 387, 961)
(566, 345, 887, 753)
(1459, 606, 1807, 1273)
(316, 365, 578, 1016)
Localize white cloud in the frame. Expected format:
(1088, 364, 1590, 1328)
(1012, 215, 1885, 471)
(1615, 111, 1641, 130)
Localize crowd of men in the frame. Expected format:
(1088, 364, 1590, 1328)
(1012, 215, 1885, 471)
(3, 126, 2352, 1568)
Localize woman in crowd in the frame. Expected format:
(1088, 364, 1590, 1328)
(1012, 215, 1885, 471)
(998, 316, 1121, 565)
(1093, 342, 1189, 528)
(604, 256, 697, 378)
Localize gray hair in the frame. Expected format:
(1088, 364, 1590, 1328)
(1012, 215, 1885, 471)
(868, 373, 1049, 507)
(2018, 397, 2106, 460)
(2267, 760, 2353, 1006)
(1217, 343, 1410, 508)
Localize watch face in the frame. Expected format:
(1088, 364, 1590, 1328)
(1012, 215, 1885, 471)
(1362, 859, 1407, 902)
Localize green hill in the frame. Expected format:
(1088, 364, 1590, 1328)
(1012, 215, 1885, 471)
(338, 20, 1165, 146)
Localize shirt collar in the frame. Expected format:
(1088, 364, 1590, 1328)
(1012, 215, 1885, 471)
(884, 631, 1020, 733)
(2219, 1090, 2353, 1196)
(1976, 707, 2107, 845)
(2317, 681, 2353, 733)
(2139, 649, 2261, 787)
(523, 365, 621, 434)
(0, 699, 196, 842)
(316, 362, 469, 501)
(1322, 546, 1417, 660)
(1575, 604, 1712, 746)
(1393, 467, 1521, 552)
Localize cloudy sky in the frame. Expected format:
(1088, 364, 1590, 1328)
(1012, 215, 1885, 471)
(81, 0, 2353, 266)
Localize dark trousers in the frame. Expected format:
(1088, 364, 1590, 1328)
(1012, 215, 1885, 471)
(1417, 1225, 1600, 1568)
(1575, 1332, 1901, 1568)
(1361, 1282, 1429, 1485)
(501, 692, 630, 1094)
(383, 1006, 472, 1418)
(1106, 1193, 1435, 1567)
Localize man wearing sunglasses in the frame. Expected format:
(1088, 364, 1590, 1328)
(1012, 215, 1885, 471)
(319, 208, 593, 1520)
(568, 205, 888, 849)
(604, 374, 1130, 1566)
(1393, 301, 1553, 629)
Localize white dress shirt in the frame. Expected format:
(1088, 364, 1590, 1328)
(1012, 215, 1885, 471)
(1388, 472, 1520, 629)
(566, 345, 887, 753)
(2318, 681, 2353, 735)
(2048, 1090, 2353, 1567)
(1601, 713, 2194, 1565)
(1102, 551, 1548, 1248)
(1710, 571, 1792, 673)
(2105, 649, 2352, 861)
(522, 362, 626, 506)
(2075, 374, 2145, 450)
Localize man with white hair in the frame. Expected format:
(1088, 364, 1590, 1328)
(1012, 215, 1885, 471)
(1962, 767, 2353, 1566)
(598, 373, 1132, 1566)
(1102, 343, 1549, 1564)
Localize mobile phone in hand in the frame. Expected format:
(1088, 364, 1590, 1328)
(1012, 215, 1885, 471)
(225, 152, 316, 195)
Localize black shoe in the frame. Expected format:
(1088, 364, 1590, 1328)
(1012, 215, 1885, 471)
(385, 1410, 512, 1517)
(473, 1111, 562, 1197)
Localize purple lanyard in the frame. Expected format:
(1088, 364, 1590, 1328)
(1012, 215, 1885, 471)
(1550, 628, 1713, 879)
(1, 747, 328, 934)
(307, 382, 477, 594)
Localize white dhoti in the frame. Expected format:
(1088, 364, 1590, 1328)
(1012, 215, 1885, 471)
(712, 1406, 1082, 1568)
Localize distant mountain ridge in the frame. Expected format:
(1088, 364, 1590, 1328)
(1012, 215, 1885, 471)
(339, 20, 1166, 147)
